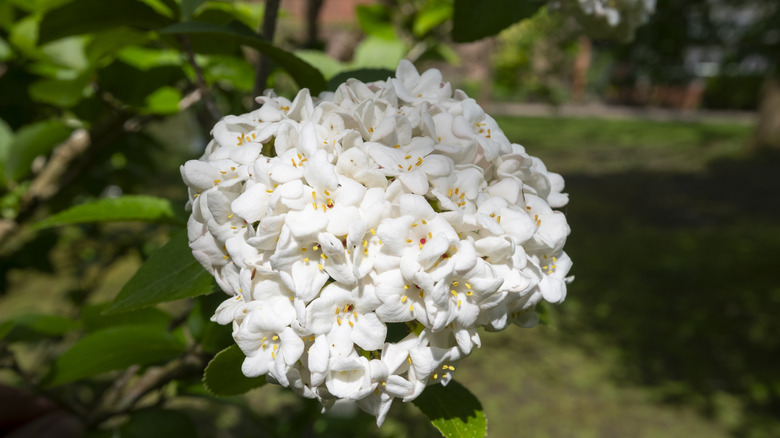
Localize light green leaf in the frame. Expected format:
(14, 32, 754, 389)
(105, 231, 214, 314)
(43, 325, 187, 387)
(452, 0, 544, 42)
(29, 74, 91, 108)
(327, 68, 394, 91)
(0, 118, 13, 183)
(3, 314, 81, 343)
(84, 28, 149, 65)
(81, 304, 171, 332)
(352, 36, 406, 70)
(413, 0, 453, 37)
(120, 408, 198, 438)
(159, 21, 327, 94)
(117, 46, 182, 70)
(40, 36, 89, 71)
(0, 37, 13, 61)
(144, 85, 183, 114)
(203, 344, 266, 396)
(36, 195, 181, 229)
(413, 380, 487, 438)
(38, 0, 174, 44)
(5, 121, 74, 181)
(295, 50, 345, 80)
(356, 4, 395, 40)
(9, 15, 39, 58)
(202, 54, 255, 91)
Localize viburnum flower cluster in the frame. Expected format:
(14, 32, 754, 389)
(182, 60, 572, 425)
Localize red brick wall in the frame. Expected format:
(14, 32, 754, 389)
(282, 0, 375, 24)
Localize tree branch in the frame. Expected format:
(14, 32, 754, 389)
(179, 35, 222, 126)
(253, 0, 282, 105)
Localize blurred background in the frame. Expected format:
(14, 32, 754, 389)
(1, 0, 779, 437)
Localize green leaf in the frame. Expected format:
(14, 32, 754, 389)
(4, 121, 73, 181)
(0, 37, 14, 62)
(4, 314, 80, 343)
(352, 36, 406, 70)
(413, 0, 453, 37)
(327, 68, 394, 91)
(117, 46, 182, 70)
(28, 74, 91, 108)
(534, 302, 553, 326)
(81, 304, 171, 332)
(413, 380, 487, 438)
(0, 118, 13, 183)
(143, 85, 183, 114)
(105, 231, 214, 315)
(181, 0, 207, 20)
(452, 0, 544, 43)
(84, 28, 149, 65)
(203, 344, 266, 396)
(38, 0, 174, 44)
(0, 320, 15, 341)
(43, 325, 187, 387)
(187, 294, 233, 354)
(159, 21, 327, 94)
(36, 195, 181, 229)
(295, 50, 345, 80)
(356, 4, 395, 40)
(120, 408, 198, 438)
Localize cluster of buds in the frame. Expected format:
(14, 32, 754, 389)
(182, 60, 572, 424)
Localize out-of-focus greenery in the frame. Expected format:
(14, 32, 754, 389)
(492, 8, 579, 104)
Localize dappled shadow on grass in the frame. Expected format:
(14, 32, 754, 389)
(558, 150, 780, 435)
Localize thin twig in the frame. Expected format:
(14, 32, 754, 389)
(0, 129, 90, 250)
(253, 0, 281, 106)
(179, 35, 222, 125)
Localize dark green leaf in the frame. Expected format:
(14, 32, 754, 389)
(187, 294, 234, 354)
(413, 380, 487, 438)
(535, 301, 551, 326)
(28, 74, 91, 108)
(105, 231, 214, 314)
(203, 344, 266, 396)
(159, 21, 327, 94)
(328, 68, 394, 91)
(4, 314, 80, 343)
(5, 121, 73, 181)
(452, 0, 544, 42)
(38, 0, 174, 44)
(385, 322, 411, 343)
(120, 408, 198, 438)
(82, 304, 171, 332)
(43, 325, 187, 387)
(98, 62, 185, 109)
(0, 320, 14, 341)
(36, 195, 181, 229)
(181, 0, 207, 20)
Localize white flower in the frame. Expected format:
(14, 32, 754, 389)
(182, 59, 572, 424)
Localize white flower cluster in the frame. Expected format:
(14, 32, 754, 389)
(570, 0, 656, 42)
(182, 61, 571, 425)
